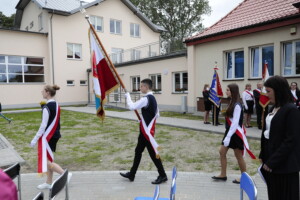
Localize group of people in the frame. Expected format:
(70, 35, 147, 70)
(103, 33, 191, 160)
(203, 81, 300, 129)
(8, 76, 297, 200)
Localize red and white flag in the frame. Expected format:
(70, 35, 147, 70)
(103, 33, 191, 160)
(89, 28, 119, 119)
(37, 103, 60, 174)
(259, 61, 270, 108)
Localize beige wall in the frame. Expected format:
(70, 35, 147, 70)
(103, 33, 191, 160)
(191, 24, 300, 110)
(115, 55, 188, 111)
(0, 30, 49, 108)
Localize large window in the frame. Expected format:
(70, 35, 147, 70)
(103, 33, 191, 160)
(282, 41, 300, 76)
(131, 76, 140, 92)
(225, 50, 244, 79)
(173, 72, 188, 93)
(67, 43, 82, 59)
(0, 55, 44, 83)
(131, 49, 141, 61)
(110, 19, 122, 34)
(111, 48, 123, 64)
(130, 23, 140, 37)
(90, 15, 103, 32)
(250, 45, 274, 78)
(150, 74, 161, 92)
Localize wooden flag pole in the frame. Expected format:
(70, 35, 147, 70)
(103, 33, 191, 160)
(86, 16, 141, 121)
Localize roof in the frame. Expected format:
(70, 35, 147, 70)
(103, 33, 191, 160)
(14, 0, 165, 33)
(185, 0, 300, 45)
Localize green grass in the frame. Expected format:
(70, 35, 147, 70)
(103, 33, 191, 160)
(0, 109, 261, 175)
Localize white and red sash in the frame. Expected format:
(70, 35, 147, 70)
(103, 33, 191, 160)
(254, 89, 261, 94)
(140, 109, 160, 158)
(226, 117, 256, 159)
(245, 90, 254, 98)
(37, 103, 60, 174)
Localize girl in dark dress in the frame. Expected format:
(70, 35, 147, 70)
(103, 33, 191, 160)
(202, 84, 212, 124)
(212, 83, 255, 183)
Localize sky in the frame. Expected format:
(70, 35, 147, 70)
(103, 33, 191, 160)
(0, 0, 244, 27)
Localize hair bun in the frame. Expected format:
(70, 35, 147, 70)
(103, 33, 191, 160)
(52, 85, 60, 91)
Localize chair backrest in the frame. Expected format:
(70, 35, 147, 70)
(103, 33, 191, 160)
(32, 192, 44, 200)
(170, 166, 177, 200)
(240, 172, 257, 200)
(153, 185, 160, 200)
(49, 169, 69, 200)
(4, 163, 21, 200)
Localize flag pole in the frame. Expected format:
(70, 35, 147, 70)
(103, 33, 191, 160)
(85, 16, 141, 120)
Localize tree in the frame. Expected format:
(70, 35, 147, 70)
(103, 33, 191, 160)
(131, 0, 211, 51)
(0, 12, 15, 28)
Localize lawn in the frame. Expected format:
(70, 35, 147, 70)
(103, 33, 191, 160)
(0, 110, 261, 175)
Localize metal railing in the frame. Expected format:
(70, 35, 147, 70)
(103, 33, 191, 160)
(106, 92, 141, 108)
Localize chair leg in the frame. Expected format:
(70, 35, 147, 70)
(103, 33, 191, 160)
(65, 183, 69, 200)
(18, 175, 22, 200)
(240, 188, 243, 200)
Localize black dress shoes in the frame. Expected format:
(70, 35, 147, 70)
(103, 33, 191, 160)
(151, 175, 168, 184)
(211, 176, 227, 181)
(120, 172, 135, 181)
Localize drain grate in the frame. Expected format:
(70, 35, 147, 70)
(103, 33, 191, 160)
(0, 137, 8, 150)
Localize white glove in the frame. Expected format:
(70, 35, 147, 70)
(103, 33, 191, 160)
(124, 92, 130, 99)
(223, 137, 230, 147)
(30, 136, 39, 147)
(244, 105, 248, 110)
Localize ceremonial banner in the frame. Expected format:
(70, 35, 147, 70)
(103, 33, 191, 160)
(209, 68, 223, 108)
(89, 28, 119, 119)
(259, 61, 270, 108)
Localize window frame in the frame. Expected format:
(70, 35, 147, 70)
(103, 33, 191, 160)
(67, 43, 82, 60)
(250, 45, 274, 78)
(149, 74, 162, 93)
(130, 23, 140, 37)
(111, 48, 123, 64)
(173, 71, 188, 93)
(110, 19, 122, 35)
(67, 80, 75, 86)
(131, 49, 141, 61)
(131, 76, 140, 92)
(0, 55, 45, 84)
(90, 15, 103, 32)
(224, 49, 244, 80)
(282, 40, 300, 77)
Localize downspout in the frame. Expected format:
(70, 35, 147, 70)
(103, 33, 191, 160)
(50, 11, 55, 84)
(86, 68, 92, 104)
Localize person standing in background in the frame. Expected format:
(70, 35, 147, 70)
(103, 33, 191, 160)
(290, 82, 300, 110)
(202, 84, 212, 124)
(253, 82, 263, 129)
(242, 84, 254, 128)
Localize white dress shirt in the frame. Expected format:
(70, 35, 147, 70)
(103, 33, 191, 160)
(242, 90, 254, 110)
(126, 92, 153, 110)
(223, 104, 241, 146)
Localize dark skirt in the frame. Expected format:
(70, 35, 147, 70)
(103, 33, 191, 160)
(244, 100, 254, 114)
(262, 169, 299, 200)
(221, 129, 244, 150)
(204, 100, 212, 111)
(48, 137, 59, 152)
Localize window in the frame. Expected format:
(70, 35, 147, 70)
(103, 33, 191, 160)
(282, 41, 300, 76)
(110, 19, 122, 34)
(150, 74, 161, 92)
(67, 43, 82, 59)
(80, 80, 87, 86)
(38, 13, 43, 31)
(67, 80, 74, 86)
(130, 23, 140, 37)
(131, 76, 140, 92)
(111, 48, 123, 63)
(250, 45, 274, 78)
(173, 72, 188, 93)
(131, 49, 141, 61)
(90, 15, 103, 32)
(0, 55, 44, 83)
(225, 50, 244, 79)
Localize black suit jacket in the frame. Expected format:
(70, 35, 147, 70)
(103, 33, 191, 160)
(259, 103, 300, 174)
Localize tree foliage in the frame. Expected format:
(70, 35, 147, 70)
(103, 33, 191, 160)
(0, 12, 15, 28)
(130, 0, 211, 51)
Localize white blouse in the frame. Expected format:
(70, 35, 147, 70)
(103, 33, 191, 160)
(263, 107, 280, 139)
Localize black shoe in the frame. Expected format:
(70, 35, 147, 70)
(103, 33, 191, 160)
(211, 176, 227, 181)
(258, 126, 262, 130)
(217, 123, 223, 125)
(120, 172, 135, 182)
(151, 176, 168, 184)
(232, 179, 240, 184)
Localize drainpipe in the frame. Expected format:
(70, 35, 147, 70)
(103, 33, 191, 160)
(86, 68, 92, 104)
(50, 11, 55, 84)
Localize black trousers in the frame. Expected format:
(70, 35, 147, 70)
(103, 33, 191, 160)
(255, 103, 262, 128)
(130, 132, 166, 177)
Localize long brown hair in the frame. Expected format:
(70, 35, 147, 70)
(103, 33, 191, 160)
(226, 83, 241, 117)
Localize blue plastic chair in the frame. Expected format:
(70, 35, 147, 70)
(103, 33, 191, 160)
(240, 172, 257, 200)
(134, 166, 177, 200)
(135, 185, 160, 200)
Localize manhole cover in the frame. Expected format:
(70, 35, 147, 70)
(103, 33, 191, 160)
(0, 137, 8, 150)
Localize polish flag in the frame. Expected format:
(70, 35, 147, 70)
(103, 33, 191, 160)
(259, 61, 270, 108)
